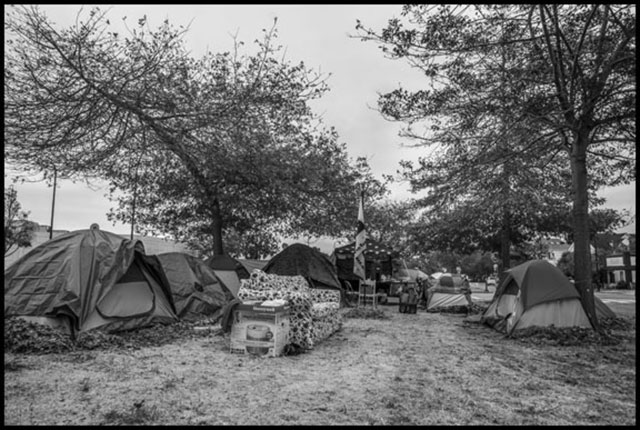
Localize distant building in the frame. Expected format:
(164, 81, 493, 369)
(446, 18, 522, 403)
(605, 252, 636, 288)
(542, 240, 598, 266)
(545, 243, 571, 266)
(537, 234, 635, 286)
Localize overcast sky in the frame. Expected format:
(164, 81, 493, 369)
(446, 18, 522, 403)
(5, 4, 636, 242)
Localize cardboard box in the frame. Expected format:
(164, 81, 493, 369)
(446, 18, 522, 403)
(230, 302, 290, 357)
(235, 301, 290, 315)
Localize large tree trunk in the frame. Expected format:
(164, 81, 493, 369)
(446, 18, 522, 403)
(499, 155, 512, 282)
(571, 130, 598, 330)
(500, 205, 511, 282)
(211, 197, 225, 256)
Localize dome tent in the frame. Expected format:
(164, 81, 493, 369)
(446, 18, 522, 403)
(237, 258, 269, 274)
(394, 267, 429, 283)
(156, 252, 236, 321)
(425, 273, 473, 311)
(205, 254, 250, 297)
(481, 259, 615, 334)
(263, 243, 342, 291)
(4, 225, 178, 335)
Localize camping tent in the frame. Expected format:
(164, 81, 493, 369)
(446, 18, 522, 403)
(394, 267, 429, 283)
(426, 273, 473, 311)
(481, 259, 615, 334)
(4, 225, 178, 334)
(205, 254, 250, 297)
(330, 238, 398, 282)
(594, 295, 617, 319)
(263, 243, 342, 291)
(156, 252, 235, 321)
(430, 272, 445, 280)
(238, 258, 269, 275)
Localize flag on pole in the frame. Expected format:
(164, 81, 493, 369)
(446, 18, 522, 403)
(354, 190, 366, 280)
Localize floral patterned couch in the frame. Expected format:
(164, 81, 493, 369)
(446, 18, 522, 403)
(237, 270, 343, 351)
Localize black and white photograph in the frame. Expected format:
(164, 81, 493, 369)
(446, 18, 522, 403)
(4, 4, 635, 426)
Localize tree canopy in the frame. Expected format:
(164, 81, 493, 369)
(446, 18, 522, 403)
(356, 4, 635, 329)
(4, 185, 37, 257)
(4, 5, 383, 257)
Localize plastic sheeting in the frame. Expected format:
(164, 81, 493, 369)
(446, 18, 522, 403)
(427, 292, 472, 310)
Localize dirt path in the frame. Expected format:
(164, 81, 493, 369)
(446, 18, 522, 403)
(4, 308, 636, 425)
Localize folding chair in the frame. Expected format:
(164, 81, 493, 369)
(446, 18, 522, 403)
(358, 279, 377, 308)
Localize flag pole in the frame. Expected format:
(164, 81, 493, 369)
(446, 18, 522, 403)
(354, 186, 367, 307)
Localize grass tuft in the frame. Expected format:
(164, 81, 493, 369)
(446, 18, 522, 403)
(102, 401, 159, 425)
(342, 307, 390, 320)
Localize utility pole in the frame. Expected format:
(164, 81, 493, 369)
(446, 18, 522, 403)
(49, 166, 57, 240)
(130, 185, 136, 240)
(131, 135, 145, 240)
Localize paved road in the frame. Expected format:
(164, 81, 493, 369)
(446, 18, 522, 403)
(595, 289, 636, 318)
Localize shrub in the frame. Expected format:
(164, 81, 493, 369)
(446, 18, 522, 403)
(102, 402, 159, 425)
(4, 317, 212, 354)
(342, 308, 390, 320)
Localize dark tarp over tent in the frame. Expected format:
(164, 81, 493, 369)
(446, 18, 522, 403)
(263, 243, 342, 291)
(4, 225, 178, 334)
(481, 259, 616, 334)
(205, 254, 250, 297)
(156, 252, 235, 321)
(330, 238, 398, 281)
